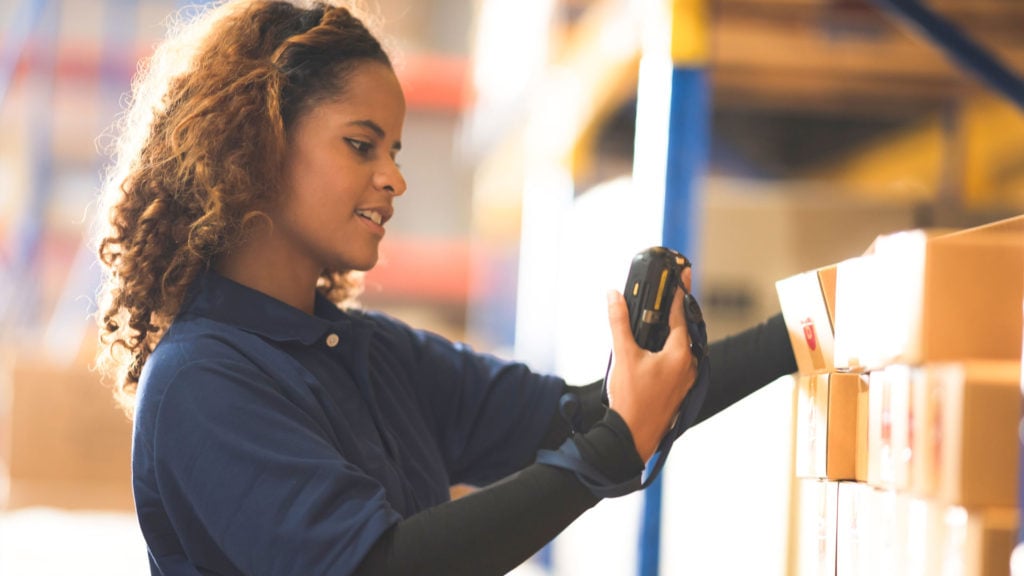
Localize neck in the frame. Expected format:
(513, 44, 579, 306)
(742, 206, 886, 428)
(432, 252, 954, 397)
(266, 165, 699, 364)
(215, 235, 320, 315)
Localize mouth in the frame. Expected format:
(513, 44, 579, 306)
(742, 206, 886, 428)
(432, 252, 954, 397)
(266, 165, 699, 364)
(355, 208, 391, 227)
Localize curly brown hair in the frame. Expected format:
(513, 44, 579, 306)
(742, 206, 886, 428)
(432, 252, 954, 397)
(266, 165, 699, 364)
(94, 0, 393, 416)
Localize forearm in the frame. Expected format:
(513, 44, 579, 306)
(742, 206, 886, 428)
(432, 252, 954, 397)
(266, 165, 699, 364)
(551, 314, 797, 436)
(355, 464, 592, 575)
(354, 410, 641, 576)
(696, 313, 796, 423)
(537, 380, 606, 450)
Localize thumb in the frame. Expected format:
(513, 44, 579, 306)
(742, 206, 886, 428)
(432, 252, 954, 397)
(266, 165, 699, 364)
(606, 289, 637, 356)
(662, 287, 692, 352)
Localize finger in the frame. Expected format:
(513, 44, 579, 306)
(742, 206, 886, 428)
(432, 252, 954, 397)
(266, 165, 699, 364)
(663, 287, 692, 352)
(681, 266, 692, 294)
(605, 289, 637, 355)
(665, 286, 685, 331)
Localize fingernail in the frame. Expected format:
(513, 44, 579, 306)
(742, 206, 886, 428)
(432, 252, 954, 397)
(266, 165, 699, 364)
(606, 290, 618, 305)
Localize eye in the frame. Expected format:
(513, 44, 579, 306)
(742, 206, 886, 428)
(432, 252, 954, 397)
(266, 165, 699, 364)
(345, 138, 372, 155)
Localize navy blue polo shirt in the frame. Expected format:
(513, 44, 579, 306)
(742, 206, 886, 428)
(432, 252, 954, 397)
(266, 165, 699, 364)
(132, 271, 564, 575)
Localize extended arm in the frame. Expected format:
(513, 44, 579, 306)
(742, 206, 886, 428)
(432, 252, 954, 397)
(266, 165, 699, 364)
(549, 312, 797, 441)
(355, 410, 640, 575)
(357, 289, 696, 575)
(696, 312, 796, 424)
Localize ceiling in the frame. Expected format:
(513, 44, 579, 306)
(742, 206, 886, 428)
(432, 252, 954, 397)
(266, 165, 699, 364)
(708, 0, 1024, 116)
(377, 0, 1024, 204)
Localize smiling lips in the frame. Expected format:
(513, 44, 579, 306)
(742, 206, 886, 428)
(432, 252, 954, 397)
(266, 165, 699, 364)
(355, 207, 391, 226)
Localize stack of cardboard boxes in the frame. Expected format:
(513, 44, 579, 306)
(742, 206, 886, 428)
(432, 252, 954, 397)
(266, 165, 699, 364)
(777, 215, 1024, 576)
(0, 331, 134, 511)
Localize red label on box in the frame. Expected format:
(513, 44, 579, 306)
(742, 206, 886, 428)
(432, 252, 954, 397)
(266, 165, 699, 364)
(803, 318, 818, 351)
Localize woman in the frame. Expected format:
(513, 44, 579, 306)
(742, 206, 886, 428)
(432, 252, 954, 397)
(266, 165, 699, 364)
(95, 1, 795, 574)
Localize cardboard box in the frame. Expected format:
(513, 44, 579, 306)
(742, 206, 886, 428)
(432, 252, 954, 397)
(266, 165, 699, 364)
(836, 481, 875, 576)
(866, 366, 912, 491)
(1019, 281, 1024, 547)
(795, 373, 868, 481)
(1, 347, 133, 511)
(776, 264, 839, 375)
(910, 365, 944, 499)
(905, 497, 946, 576)
(831, 255, 877, 373)
(838, 485, 952, 576)
(934, 361, 1021, 508)
(833, 216, 1024, 371)
(874, 489, 911, 576)
(940, 506, 1018, 576)
(794, 479, 839, 576)
(907, 361, 1020, 507)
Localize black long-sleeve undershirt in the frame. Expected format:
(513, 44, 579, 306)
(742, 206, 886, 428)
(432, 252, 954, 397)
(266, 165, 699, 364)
(544, 313, 798, 439)
(353, 313, 796, 575)
(697, 312, 797, 424)
(354, 410, 642, 575)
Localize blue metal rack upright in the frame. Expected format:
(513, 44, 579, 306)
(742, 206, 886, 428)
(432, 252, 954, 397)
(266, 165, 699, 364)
(634, 1, 711, 575)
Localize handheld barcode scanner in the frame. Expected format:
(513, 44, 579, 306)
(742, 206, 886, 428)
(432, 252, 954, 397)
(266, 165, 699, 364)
(606, 246, 710, 489)
(624, 246, 692, 353)
(538, 246, 711, 497)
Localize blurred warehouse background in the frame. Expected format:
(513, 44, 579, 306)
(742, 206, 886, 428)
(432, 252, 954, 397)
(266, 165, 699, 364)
(0, 0, 1022, 574)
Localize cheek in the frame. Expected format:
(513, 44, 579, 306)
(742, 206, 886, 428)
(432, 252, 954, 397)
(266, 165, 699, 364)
(285, 160, 337, 208)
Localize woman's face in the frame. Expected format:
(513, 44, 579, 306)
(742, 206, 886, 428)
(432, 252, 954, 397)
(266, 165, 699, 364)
(270, 61, 407, 274)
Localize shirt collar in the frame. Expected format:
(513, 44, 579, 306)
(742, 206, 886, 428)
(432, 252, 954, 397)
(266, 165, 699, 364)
(182, 270, 358, 346)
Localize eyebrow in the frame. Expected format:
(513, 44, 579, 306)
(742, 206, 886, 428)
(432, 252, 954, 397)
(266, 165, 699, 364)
(349, 119, 401, 151)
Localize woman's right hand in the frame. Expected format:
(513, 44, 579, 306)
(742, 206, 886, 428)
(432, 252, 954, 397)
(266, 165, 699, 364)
(604, 268, 697, 462)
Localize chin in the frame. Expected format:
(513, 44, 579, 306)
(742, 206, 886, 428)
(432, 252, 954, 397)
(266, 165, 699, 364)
(339, 251, 379, 272)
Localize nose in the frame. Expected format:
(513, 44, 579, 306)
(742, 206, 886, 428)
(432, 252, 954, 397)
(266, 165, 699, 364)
(377, 161, 407, 196)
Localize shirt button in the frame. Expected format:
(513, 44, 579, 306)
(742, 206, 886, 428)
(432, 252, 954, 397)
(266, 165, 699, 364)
(325, 333, 340, 348)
